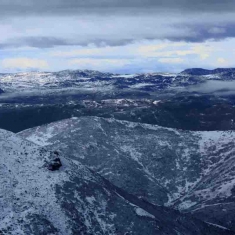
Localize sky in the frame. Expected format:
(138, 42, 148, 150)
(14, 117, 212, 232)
(1, 0, 235, 73)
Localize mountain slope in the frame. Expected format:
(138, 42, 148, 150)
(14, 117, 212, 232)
(18, 117, 235, 231)
(1, 128, 228, 234)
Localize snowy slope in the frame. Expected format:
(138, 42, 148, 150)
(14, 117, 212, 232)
(18, 117, 235, 231)
(1, 128, 229, 234)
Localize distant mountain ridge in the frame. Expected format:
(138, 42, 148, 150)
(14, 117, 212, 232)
(181, 68, 235, 76)
(1, 68, 235, 94)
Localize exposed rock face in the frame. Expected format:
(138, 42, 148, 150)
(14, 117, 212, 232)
(18, 116, 235, 231)
(48, 158, 62, 171)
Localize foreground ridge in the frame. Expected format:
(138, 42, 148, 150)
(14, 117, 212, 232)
(18, 116, 235, 232)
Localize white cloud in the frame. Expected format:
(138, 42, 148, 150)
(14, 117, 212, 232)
(51, 41, 213, 61)
(52, 46, 119, 58)
(68, 58, 131, 71)
(158, 57, 184, 64)
(136, 42, 213, 60)
(1, 38, 235, 73)
(217, 57, 227, 64)
(1, 57, 48, 69)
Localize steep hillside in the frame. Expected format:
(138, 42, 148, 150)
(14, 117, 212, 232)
(1, 128, 227, 234)
(18, 117, 235, 231)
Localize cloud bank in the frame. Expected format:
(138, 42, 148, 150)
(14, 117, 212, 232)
(0, 0, 235, 72)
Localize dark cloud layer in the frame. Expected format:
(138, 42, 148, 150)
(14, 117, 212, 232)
(0, 37, 70, 49)
(0, 37, 135, 49)
(1, 0, 235, 50)
(169, 24, 235, 42)
(1, 23, 235, 49)
(0, 0, 235, 16)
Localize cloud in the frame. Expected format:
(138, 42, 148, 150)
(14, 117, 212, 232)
(136, 43, 214, 59)
(217, 58, 227, 65)
(68, 58, 131, 72)
(1, 58, 48, 70)
(1, 0, 235, 16)
(158, 58, 184, 64)
(0, 10, 235, 50)
(1, 1, 235, 73)
(51, 41, 213, 60)
(52, 46, 119, 58)
(208, 27, 226, 34)
(1, 38, 235, 73)
(0, 37, 71, 49)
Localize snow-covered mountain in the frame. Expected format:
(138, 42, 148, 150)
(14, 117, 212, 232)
(2, 68, 235, 234)
(0, 70, 176, 93)
(173, 68, 235, 86)
(1, 68, 235, 94)
(180, 68, 235, 77)
(18, 117, 235, 231)
(0, 127, 230, 235)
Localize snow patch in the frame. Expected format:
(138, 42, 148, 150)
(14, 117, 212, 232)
(135, 208, 155, 219)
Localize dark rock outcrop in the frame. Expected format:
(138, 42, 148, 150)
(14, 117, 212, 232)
(48, 158, 62, 171)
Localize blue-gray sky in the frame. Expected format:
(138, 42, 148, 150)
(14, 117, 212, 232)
(1, 0, 235, 73)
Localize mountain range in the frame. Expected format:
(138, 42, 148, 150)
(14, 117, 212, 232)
(1, 68, 235, 234)
(0, 68, 235, 94)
